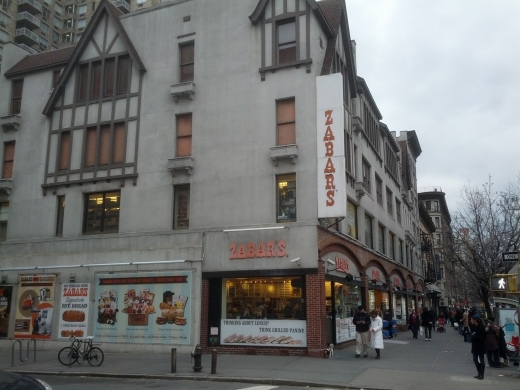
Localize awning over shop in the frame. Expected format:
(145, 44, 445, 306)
(426, 284, 442, 298)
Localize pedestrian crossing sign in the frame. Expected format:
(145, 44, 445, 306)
(490, 274, 518, 292)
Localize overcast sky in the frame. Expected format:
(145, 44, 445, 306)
(343, 0, 520, 214)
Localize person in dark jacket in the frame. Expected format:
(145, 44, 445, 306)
(408, 309, 420, 339)
(352, 305, 371, 358)
(485, 317, 501, 368)
(470, 315, 487, 380)
(421, 307, 433, 341)
(383, 309, 393, 339)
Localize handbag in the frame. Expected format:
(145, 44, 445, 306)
(420, 326, 424, 337)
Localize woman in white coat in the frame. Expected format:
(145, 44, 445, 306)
(369, 309, 384, 359)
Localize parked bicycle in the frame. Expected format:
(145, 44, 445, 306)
(58, 335, 104, 367)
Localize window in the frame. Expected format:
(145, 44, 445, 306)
(389, 232, 395, 260)
(77, 18, 85, 29)
(0, 11, 10, 27)
(84, 123, 126, 167)
(398, 239, 403, 263)
(136, 0, 146, 3)
(277, 174, 296, 223)
(375, 175, 383, 206)
(0, 29, 8, 43)
(276, 98, 295, 145)
(346, 200, 357, 239)
(56, 196, 65, 236)
(52, 69, 61, 88)
(277, 19, 296, 64)
(39, 37, 48, 50)
(433, 201, 439, 211)
(75, 33, 82, 43)
(53, 17, 62, 29)
(173, 185, 190, 229)
(55, 4, 63, 15)
(396, 199, 401, 224)
(78, 5, 87, 15)
(76, 55, 130, 101)
(378, 224, 385, 254)
(42, 7, 51, 20)
(63, 18, 75, 28)
(0, 202, 8, 241)
(52, 31, 60, 43)
(0, 0, 10, 10)
(62, 32, 74, 42)
(40, 22, 50, 35)
(2, 141, 15, 179)
(84, 191, 120, 234)
(91, 61, 101, 99)
(434, 216, 440, 228)
(386, 188, 393, 216)
(176, 114, 192, 157)
(435, 234, 441, 246)
(179, 42, 194, 82)
(11, 79, 23, 115)
(364, 214, 373, 249)
(77, 64, 88, 101)
(58, 131, 71, 170)
(117, 55, 130, 94)
(362, 158, 371, 194)
(104, 58, 115, 96)
(65, 4, 76, 14)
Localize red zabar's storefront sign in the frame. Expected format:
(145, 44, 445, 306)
(230, 240, 286, 259)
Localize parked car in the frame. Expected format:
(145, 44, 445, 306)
(0, 369, 52, 389)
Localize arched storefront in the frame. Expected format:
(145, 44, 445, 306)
(365, 264, 388, 313)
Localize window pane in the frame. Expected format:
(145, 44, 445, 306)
(176, 114, 192, 157)
(77, 64, 88, 101)
(56, 196, 65, 236)
(276, 99, 295, 123)
(180, 64, 194, 83)
(2, 142, 15, 179)
(117, 55, 130, 94)
(99, 125, 111, 165)
(0, 202, 8, 241)
(91, 61, 101, 99)
(176, 137, 192, 157)
(346, 200, 357, 239)
(174, 185, 190, 229)
(104, 192, 120, 233)
(113, 123, 125, 164)
(84, 192, 120, 234)
(176, 115, 192, 136)
(104, 58, 115, 96)
(277, 123, 295, 145)
(11, 80, 23, 115)
(277, 174, 296, 222)
(85, 127, 97, 167)
(59, 131, 71, 170)
(278, 21, 295, 45)
(85, 193, 104, 233)
(278, 45, 296, 63)
(180, 43, 194, 64)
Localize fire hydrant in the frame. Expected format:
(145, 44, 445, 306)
(191, 344, 203, 372)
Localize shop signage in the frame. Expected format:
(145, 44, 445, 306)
(229, 240, 286, 259)
(325, 252, 360, 278)
(367, 267, 386, 283)
(94, 271, 192, 345)
(316, 73, 346, 219)
(15, 274, 56, 339)
(220, 319, 306, 347)
(336, 317, 356, 343)
(334, 257, 349, 273)
(406, 280, 414, 291)
(58, 283, 90, 338)
(391, 276, 403, 288)
(0, 286, 13, 338)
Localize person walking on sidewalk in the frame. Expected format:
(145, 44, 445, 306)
(353, 305, 371, 358)
(470, 314, 487, 380)
(485, 317, 501, 368)
(408, 309, 420, 339)
(421, 307, 433, 341)
(462, 309, 470, 337)
(383, 308, 393, 339)
(370, 309, 384, 359)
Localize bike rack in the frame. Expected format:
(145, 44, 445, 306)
(11, 338, 37, 367)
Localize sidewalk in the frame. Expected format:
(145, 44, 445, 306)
(2, 327, 519, 389)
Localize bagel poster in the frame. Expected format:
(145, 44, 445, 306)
(93, 271, 192, 344)
(14, 275, 56, 339)
(58, 283, 90, 339)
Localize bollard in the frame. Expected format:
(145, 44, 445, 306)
(171, 348, 177, 373)
(211, 349, 217, 374)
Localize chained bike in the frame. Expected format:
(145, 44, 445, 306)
(58, 335, 104, 367)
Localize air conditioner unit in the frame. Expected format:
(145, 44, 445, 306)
(354, 181, 365, 198)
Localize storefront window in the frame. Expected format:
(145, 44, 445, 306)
(325, 281, 360, 319)
(224, 277, 304, 320)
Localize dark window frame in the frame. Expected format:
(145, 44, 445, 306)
(276, 173, 296, 223)
(276, 18, 296, 64)
(179, 42, 194, 83)
(2, 141, 15, 179)
(276, 98, 296, 145)
(10, 79, 23, 115)
(173, 184, 190, 230)
(83, 191, 121, 234)
(56, 195, 65, 236)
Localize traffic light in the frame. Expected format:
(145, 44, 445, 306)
(490, 274, 518, 292)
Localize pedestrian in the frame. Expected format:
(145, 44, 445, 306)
(408, 309, 420, 339)
(352, 305, 371, 358)
(462, 309, 469, 337)
(470, 314, 487, 380)
(484, 317, 501, 368)
(369, 309, 384, 359)
(383, 308, 393, 339)
(497, 322, 509, 366)
(421, 307, 433, 341)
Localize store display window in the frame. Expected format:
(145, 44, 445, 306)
(224, 276, 304, 320)
(325, 281, 360, 319)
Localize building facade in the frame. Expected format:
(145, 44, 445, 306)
(0, 0, 425, 357)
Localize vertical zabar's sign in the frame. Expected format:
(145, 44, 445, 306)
(317, 73, 346, 218)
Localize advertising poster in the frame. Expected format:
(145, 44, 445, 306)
(58, 283, 90, 338)
(94, 271, 192, 344)
(14, 275, 56, 339)
(0, 286, 13, 338)
(220, 319, 306, 347)
(498, 308, 519, 344)
(336, 317, 355, 343)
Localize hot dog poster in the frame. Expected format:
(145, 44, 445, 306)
(58, 283, 90, 339)
(14, 275, 56, 339)
(93, 271, 192, 344)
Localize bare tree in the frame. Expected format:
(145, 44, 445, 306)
(449, 175, 520, 317)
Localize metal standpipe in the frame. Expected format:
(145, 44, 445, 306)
(171, 348, 177, 373)
(211, 349, 217, 374)
(11, 338, 36, 367)
(190, 344, 203, 372)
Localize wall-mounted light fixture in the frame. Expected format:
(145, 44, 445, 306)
(1, 274, 6, 284)
(69, 273, 76, 283)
